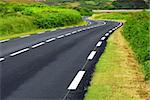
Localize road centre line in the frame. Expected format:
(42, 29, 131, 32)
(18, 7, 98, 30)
(68, 71, 85, 90)
(46, 38, 56, 43)
(0, 58, 5, 62)
(65, 33, 72, 36)
(96, 41, 102, 47)
(10, 48, 29, 57)
(57, 35, 65, 39)
(32, 42, 45, 48)
(87, 51, 96, 60)
(72, 31, 77, 34)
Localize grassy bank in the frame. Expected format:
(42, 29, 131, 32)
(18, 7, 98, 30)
(0, 2, 83, 40)
(90, 11, 150, 80)
(85, 27, 150, 100)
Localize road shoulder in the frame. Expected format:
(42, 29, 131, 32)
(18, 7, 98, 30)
(85, 27, 150, 100)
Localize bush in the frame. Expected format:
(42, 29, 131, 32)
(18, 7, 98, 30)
(0, 16, 36, 36)
(0, 2, 83, 36)
(123, 11, 150, 80)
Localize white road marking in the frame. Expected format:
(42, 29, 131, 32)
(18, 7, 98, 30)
(112, 28, 115, 31)
(32, 42, 45, 48)
(46, 38, 56, 43)
(101, 37, 106, 40)
(10, 48, 29, 57)
(0, 39, 10, 43)
(72, 31, 77, 34)
(20, 35, 30, 38)
(0, 58, 5, 62)
(105, 33, 109, 36)
(87, 51, 96, 60)
(65, 33, 71, 36)
(51, 29, 56, 31)
(57, 35, 64, 39)
(68, 71, 85, 90)
(96, 41, 102, 47)
(77, 29, 82, 32)
(37, 32, 44, 34)
(109, 30, 112, 33)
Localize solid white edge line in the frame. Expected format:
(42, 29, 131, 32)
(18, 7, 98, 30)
(46, 38, 56, 43)
(87, 51, 96, 60)
(68, 71, 85, 90)
(20, 35, 30, 38)
(0, 58, 5, 62)
(101, 37, 106, 40)
(10, 48, 29, 57)
(37, 32, 44, 34)
(96, 41, 102, 47)
(32, 42, 45, 48)
(0, 39, 10, 43)
(57, 35, 64, 39)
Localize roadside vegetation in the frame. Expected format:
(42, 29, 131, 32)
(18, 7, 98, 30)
(85, 11, 150, 99)
(0, 2, 83, 40)
(91, 11, 150, 81)
(85, 27, 150, 100)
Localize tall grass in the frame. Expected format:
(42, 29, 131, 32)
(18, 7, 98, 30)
(123, 12, 150, 80)
(0, 2, 83, 37)
(0, 16, 36, 36)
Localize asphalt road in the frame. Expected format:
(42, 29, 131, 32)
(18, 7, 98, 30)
(0, 19, 122, 100)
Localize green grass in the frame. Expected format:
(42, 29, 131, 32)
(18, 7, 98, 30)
(0, 2, 83, 40)
(90, 11, 150, 80)
(85, 27, 150, 100)
(0, 18, 87, 40)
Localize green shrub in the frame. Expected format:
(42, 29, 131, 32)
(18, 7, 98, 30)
(123, 11, 150, 80)
(0, 16, 36, 36)
(0, 2, 83, 36)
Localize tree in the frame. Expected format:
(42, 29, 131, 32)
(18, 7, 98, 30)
(112, 0, 148, 9)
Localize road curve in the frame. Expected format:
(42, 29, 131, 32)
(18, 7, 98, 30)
(0, 19, 122, 100)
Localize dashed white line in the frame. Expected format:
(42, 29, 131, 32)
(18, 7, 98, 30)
(87, 51, 96, 60)
(32, 42, 45, 48)
(72, 31, 77, 34)
(10, 48, 29, 57)
(109, 30, 112, 33)
(57, 35, 65, 39)
(0, 39, 10, 43)
(105, 33, 109, 36)
(65, 33, 71, 36)
(0, 58, 5, 62)
(20, 35, 30, 38)
(46, 38, 56, 43)
(68, 71, 85, 90)
(112, 28, 115, 31)
(77, 29, 82, 32)
(101, 37, 106, 40)
(96, 41, 102, 47)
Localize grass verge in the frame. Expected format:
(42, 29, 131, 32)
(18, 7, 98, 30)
(0, 21, 87, 40)
(85, 27, 150, 100)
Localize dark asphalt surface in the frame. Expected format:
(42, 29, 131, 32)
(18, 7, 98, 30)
(0, 19, 121, 100)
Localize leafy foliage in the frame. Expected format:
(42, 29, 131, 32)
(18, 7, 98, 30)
(0, 2, 82, 36)
(123, 12, 150, 80)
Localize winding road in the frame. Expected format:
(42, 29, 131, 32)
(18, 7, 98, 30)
(0, 19, 122, 100)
